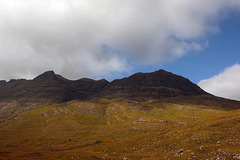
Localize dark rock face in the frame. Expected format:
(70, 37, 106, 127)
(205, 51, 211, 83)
(100, 69, 209, 98)
(0, 69, 209, 103)
(0, 71, 109, 103)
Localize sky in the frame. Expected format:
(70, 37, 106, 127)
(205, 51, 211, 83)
(0, 0, 240, 100)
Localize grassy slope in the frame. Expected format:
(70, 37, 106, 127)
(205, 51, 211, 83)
(0, 98, 240, 160)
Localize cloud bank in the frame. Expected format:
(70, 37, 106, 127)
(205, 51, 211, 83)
(0, 0, 240, 80)
(198, 64, 240, 101)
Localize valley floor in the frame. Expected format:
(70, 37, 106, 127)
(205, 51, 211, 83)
(0, 98, 240, 159)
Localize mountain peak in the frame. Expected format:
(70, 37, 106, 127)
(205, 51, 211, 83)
(33, 70, 57, 81)
(158, 69, 172, 73)
(157, 69, 166, 72)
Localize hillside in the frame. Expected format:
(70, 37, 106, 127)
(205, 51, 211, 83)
(0, 98, 240, 159)
(0, 70, 240, 159)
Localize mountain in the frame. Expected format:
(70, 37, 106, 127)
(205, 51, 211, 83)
(99, 69, 209, 99)
(0, 69, 209, 103)
(0, 71, 109, 103)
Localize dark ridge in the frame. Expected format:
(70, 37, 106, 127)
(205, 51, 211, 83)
(98, 69, 209, 99)
(0, 71, 109, 103)
(0, 69, 238, 106)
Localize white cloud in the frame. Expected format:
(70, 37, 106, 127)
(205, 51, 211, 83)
(198, 64, 240, 101)
(0, 0, 240, 80)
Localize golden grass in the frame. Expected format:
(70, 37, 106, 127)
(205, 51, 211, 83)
(0, 98, 240, 159)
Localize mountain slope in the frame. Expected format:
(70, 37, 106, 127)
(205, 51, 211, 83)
(0, 98, 240, 159)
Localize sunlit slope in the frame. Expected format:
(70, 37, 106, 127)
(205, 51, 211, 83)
(0, 98, 240, 159)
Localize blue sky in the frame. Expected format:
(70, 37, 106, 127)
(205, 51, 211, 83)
(167, 14, 240, 83)
(123, 13, 240, 84)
